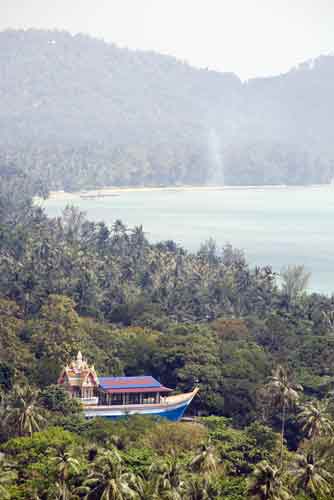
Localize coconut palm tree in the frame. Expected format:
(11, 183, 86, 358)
(321, 310, 334, 334)
(130, 226, 146, 249)
(48, 445, 80, 500)
(186, 476, 215, 500)
(149, 455, 187, 500)
(186, 444, 220, 499)
(123, 474, 150, 500)
(298, 399, 334, 442)
(4, 385, 45, 437)
(266, 366, 302, 467)
(289, 450, 332, 499)
(48, 484, 80, 500)
(80, 449, 139, 499)
(248, 461, 291, 500)
(189, 444, 218, 476)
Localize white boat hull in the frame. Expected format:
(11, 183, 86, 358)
(84, 388, 199, 421)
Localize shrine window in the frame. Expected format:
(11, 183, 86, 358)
(109, 393, 123, 405)
(128, 393, 141, 404)
(142, 393, 157, 404)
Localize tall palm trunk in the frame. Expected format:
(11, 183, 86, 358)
(280, 400, 287, 468)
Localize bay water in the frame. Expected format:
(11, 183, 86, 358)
(42, 186, 334, 294)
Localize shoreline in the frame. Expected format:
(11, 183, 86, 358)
(36, 183, 332, 202)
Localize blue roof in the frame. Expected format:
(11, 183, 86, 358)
(98, 375, 162, 391)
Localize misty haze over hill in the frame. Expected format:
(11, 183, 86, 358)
(0, 29, 333, 190)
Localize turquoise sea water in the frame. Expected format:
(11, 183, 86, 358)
(42, 186, 334, 295)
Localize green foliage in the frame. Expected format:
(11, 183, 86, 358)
(80, 448, 140, 500)
(1, 173, 334, 428)
(289, 448, 333, 499)
(141, 421, 207, 456)
(83, 415, 157, 450)
(39, 385, 83, 416)
(0, 455, 17, 500)
(31, 294, 85, 366)
(0, 362, 14, 391)
(0, 415, 334, 499)
(2, 427, 80, 456)
(246, 422, 280, 458)
(247, 460, 291, 500)
(121, 447, 155, 475)
(297, 399, 334, 441)
(202, 417, 264, 474)
(217, 476, 248, 500)
(1, 154, 334, 498)
(3, 386, 46, 438)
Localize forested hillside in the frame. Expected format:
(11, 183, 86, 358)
(2, 168, 334, 497)
(1, 29, 334, 190)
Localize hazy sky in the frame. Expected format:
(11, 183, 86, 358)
(1, 0, 334, 79)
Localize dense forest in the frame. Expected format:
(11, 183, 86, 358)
(1, 167, 334, 498)
(1, 29, 334, 190)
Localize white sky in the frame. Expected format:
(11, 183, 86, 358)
(1, 0, 334, 80)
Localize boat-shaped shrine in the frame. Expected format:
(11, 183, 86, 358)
(58, 352, 198, 421)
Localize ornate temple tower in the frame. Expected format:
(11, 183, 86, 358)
(57, 352, 99, 405)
